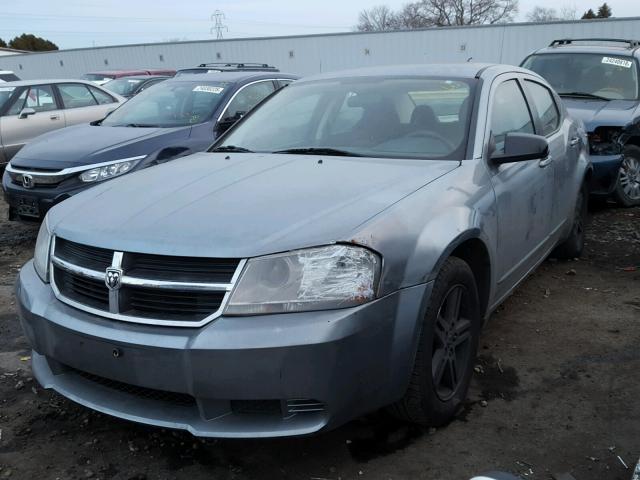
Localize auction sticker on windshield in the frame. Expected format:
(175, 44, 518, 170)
(193, 85, 224, 94)
(602, 57, 633, 68)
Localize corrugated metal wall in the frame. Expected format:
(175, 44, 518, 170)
(2, 17, 640, 79)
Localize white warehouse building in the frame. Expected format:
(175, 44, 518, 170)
(1, 17, 640, 79)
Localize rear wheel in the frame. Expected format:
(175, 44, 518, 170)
(389, 257, 481, 427)
(613, 145, 640, 207)
(554, 181, 587, 259)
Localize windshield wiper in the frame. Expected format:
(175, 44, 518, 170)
(210, 145, 254, 153)
(272, 147, 362, 157)
(113, 123, 162, 128)
(558, 91, 610, 101)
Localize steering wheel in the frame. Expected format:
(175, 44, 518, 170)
(405, 130, 456, 151)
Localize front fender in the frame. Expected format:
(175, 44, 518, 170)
(349, 160, 497, 298)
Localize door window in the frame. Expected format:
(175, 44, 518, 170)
(524, 80, 560, 136)
(6, 89, 28, 115)
(25, 85, 58, 112)
(89, 86, 116, 105)
(58, 83, 98, 108)
(490, 79, 534, 154)
(222, 81, 276, 122)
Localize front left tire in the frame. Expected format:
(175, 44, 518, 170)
(389, 256, 481, 427)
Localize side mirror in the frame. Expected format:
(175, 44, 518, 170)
(490, 133, 549, 164)
(19, 107, 36, 119)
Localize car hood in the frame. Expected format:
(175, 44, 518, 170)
(49, 152, 459, 258)
(10, 124, 192, 170)
(562, 98, 639, 132)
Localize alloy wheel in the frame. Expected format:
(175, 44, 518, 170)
(432, 284, 472, 401)
(619, 155, 640, 200)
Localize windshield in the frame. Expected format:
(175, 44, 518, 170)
(83, 73, 116, 82)
(216, 77, 474, 160)
(522, 53, 639, 100)
(0, 86, 16, 110)
(103, 78, 144, 96)
(102, 80, 229, 128)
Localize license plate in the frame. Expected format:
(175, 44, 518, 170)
(16, 196, 39, 218)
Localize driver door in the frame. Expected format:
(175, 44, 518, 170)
(0, 84, 66, 160)
(487, 77, 555, 300)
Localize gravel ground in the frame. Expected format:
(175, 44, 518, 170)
(0, 198, 638, 480)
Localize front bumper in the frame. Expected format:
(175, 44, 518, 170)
(589, 153, 623, 195)
(2, 171, 90, 222)
(16, 261, 430, 438)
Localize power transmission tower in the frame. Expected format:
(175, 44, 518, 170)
(210, 10, 228, 39)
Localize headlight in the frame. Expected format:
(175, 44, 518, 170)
(33, 216, 52, 282)
(79, 156, 145, 183)
(225, 245, 380, 315)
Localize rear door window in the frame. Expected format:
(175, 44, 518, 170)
(58, 83, 98, 108)
(524, 80, 560, 136)
(89, 86, 116, 104)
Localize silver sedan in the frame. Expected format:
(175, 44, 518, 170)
(16, 63, 589, 437)
(0, 79, 124, 170)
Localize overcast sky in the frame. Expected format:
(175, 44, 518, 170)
(0, 0, 638, 49)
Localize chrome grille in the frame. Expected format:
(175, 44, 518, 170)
(50, 237, 245, 327)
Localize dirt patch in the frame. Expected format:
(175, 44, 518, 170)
(0, 199, 638, 480)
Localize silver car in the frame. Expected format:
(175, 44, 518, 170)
(0, 80, 124, 169)
(16, 64, 589, 438)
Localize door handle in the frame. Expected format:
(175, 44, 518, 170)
(50, 114, 60, 120)
(569, 137, 580, 147)
(539, 156, 553, 168)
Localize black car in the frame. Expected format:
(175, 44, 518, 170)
(102, 75, 171, 98)
(2, 70, 297, 221)
(521, 38, 640, 206)
(175, 62, 279, 76)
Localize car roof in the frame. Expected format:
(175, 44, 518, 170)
(86, 70, 148, 75)
(0, 79, 108, 87)
(294, 63, 525, 83)
(106, 75, 170, 81)
(167, 71, 298, 83)
(531, 39, 640, 57)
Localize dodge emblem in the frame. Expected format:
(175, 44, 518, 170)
(105, 267, 123, 290)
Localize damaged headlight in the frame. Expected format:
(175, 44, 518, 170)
(589, 127, 624, 155)
(33, 215, 52, 283)
(225, 245, 381, 315)
(79, 156, 146, 183)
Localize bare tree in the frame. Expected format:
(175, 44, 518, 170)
(416, 0, 519, 26)
(356, 0, 519, 31)
(356, 5, 400, 31)
(395, 2, 436, 29)
(559, 4, 578, 20)
(526, 6, 559, 22)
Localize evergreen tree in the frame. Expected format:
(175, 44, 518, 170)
(582, 8, 597, 19)
(597, 3, 612, 18)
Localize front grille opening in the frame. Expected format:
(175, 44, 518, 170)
(121, 287, 226, 321)
(69, 366, 196, 407)
(286, 399, 326, 415)
(126, 253, 240, 283)
(54, 267, 109, 310)
(56, 238, 114, 271)
(231, 400, 283, 415)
